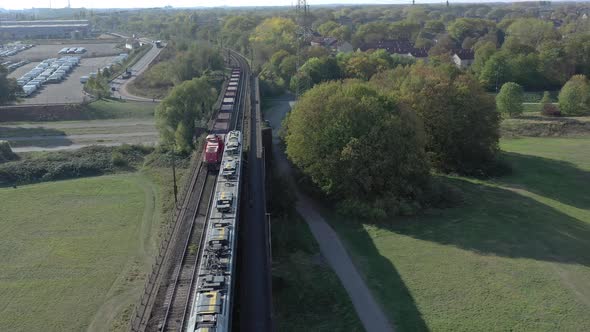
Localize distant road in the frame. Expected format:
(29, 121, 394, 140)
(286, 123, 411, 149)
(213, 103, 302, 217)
(110, 39, 165, 102)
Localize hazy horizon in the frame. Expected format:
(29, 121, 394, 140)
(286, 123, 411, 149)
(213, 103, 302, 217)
(1, 0, 580, 11)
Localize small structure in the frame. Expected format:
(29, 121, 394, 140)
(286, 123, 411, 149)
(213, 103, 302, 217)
(310, 36, 337, 48)
(452, 49, 475, 69)
(310, 37, 353, 54)
(125, 39, 140, 50)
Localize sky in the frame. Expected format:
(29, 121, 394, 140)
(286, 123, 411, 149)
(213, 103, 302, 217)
(0, 0, 545, 10)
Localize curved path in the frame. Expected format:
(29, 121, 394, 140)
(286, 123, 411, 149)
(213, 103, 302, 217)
(267, 98, 395, 332)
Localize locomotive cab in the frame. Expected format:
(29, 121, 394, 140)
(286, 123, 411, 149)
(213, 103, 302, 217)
(204, 134, 224, 170)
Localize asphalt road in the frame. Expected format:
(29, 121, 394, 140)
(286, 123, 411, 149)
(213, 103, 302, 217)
(238, 77, 272, 331)
(111, 42, 164, 102)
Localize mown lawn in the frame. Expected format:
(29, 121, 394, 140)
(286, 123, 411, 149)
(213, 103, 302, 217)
(272, 214, 364, 331)
(328, 136, 590, 331)
(0, 174, 162, 332)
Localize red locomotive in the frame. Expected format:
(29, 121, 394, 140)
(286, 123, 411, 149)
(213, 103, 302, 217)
(203, 134, 225, 170)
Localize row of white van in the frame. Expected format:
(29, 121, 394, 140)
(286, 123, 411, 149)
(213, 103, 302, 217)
(0, 44, 34, 57)
(17, 56, 81, 97)
(58, 47, 87, 55)
(1, 60, 29, 72)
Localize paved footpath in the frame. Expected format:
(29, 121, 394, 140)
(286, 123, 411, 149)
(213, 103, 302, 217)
(268, 99, 394, 332)
(294, 191, 395, 332)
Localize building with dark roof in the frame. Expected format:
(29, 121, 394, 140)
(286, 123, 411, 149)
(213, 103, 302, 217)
(452, 49, 475, 69)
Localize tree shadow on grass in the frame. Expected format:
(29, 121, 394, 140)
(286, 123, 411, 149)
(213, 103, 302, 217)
(384, 178, 590, 267)
(496, 152, 590, 210)
(334, 217, 430, 332)
(0, 127, 72, 148)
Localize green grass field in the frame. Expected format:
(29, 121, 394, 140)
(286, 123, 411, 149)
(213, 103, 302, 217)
(0, 173, 164, 332)
(327, 136, 590, 331)
(84, 99, 156, 119)
(272, 214, 364, 331)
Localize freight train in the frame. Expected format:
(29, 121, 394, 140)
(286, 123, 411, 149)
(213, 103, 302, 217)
(203, 68, 242, 170)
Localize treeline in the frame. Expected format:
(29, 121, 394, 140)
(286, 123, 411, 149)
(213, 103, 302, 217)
(91, 3, 590, 94)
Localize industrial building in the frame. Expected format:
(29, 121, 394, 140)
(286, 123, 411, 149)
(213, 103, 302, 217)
(0, 20, 90, 39)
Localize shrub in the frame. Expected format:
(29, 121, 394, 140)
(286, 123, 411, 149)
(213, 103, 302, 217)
(0, 145, 151, 185)
(111, 151, 127, 167)
(541, 103, 561, 117)
(0, 140, 17, 163)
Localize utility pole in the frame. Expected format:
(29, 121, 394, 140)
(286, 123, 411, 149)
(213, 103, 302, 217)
(295, 0, 312, 99)
(172, 151, 178, 206)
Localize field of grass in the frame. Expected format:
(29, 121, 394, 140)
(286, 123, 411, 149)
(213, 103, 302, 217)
(0, 172, 172, 332)
(326, 136, 590, 331)
(83, 99, 156, 119)
(272, 213, 364, 331)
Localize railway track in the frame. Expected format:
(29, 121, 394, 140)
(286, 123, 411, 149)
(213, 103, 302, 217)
(158, 171, 217, 332)
(139, 49, 250, 332)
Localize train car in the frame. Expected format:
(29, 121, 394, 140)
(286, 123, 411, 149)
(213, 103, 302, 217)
(203, 134, 225, 170)
(188, 130, 243, 332)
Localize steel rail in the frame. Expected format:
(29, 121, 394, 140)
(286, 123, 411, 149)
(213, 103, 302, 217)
(159, 170, 216, 332)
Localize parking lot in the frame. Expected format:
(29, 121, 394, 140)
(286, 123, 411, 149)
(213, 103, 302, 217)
(9, 56, 116, 104)
(4, 42, 120, 62)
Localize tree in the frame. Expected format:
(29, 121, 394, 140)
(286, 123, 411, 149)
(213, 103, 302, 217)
(558, 75, 590, 116)
(0, 140, 17, 163)
(84, 74, 110, 100)
(155, 77, 217, 152)
(479, 51, 512, 91)
(284, 80, 430, 203)
(496, 82, 524, 118)
(447, 18, 496, 44)
(222, 15, 257, 53)
(504, 18, 559, 51)
(0, 66, 21, 105)
(373, 63, 500, 174)
(471, 41, 497, 76)
(250, 17, 297, 64)
(298, 56, 341, 86)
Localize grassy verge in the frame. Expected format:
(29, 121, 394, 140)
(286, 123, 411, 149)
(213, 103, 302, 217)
(83, 99, 156, 119)
(324, 136, 590, 331)
(272, 213, 364, 331)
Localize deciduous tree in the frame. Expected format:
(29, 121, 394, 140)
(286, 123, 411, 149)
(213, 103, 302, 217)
(155, 77, 217, 152)
(558, 75, 590, 116)
(284, 81, 430, 202)
(496, 82, 524, 118)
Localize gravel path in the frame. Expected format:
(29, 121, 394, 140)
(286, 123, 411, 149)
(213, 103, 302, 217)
(267, 98, 395, 332)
